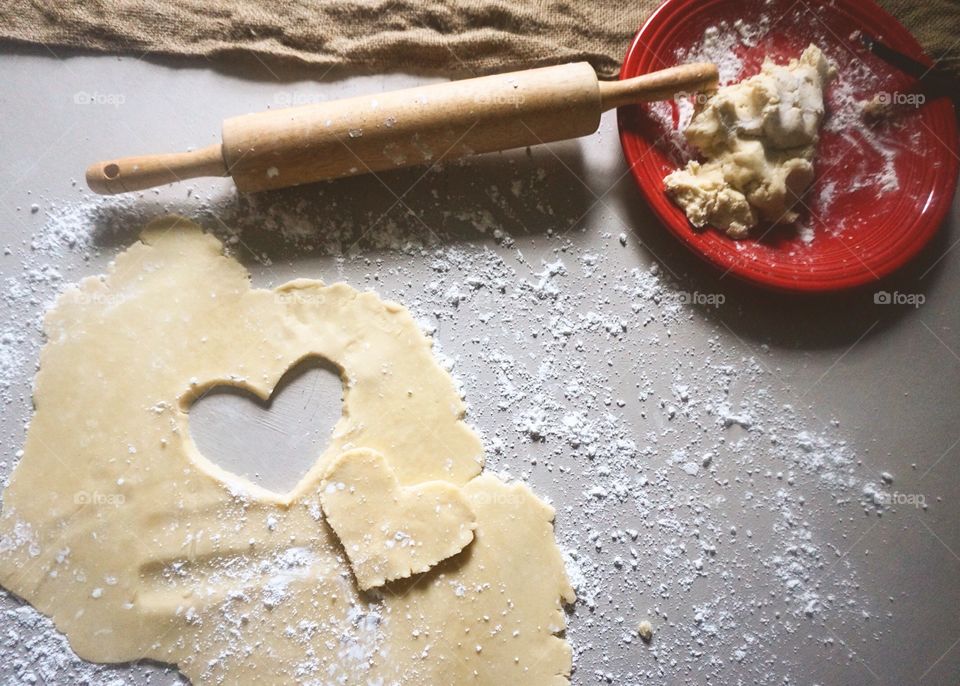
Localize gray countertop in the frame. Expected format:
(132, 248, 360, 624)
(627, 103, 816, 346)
(0, 45, 958, 685)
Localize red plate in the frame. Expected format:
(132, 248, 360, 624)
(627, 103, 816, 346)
(618, 0, 959, 292)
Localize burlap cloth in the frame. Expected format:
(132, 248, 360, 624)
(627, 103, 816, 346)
(0, 1, 956, 78)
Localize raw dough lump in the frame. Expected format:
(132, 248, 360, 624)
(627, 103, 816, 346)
(665, 44, 837, 238)
(0, 218, 574, 685)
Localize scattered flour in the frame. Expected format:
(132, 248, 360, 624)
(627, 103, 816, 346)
(0, 160, 899, 683)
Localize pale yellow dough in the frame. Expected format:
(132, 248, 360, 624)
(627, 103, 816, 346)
(320, 448, 477, 590)
(665, 44, 837, 238)
(0, 217, 574, 684)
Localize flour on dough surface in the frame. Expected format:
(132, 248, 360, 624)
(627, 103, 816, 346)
(319, 447, 477, 591)
(0, 217, 573, 685)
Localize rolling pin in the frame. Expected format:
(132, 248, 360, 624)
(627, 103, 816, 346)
(86, 62, 717, 195)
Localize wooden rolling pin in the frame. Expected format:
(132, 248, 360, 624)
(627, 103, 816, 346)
(86, 62, 717, 195)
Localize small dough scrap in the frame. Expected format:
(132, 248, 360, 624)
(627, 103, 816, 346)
(665, 44, 837, 238)
(320, 448, 476, 590)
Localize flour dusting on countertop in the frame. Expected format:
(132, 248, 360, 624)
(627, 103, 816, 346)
(0, 172, 907, 684)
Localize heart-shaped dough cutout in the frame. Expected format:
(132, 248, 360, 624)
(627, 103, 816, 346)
(320, 448, 476, 590)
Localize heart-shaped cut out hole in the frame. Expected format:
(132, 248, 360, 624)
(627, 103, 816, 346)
(188, 357, 343, 496)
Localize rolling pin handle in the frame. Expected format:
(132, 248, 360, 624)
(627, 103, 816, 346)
(85, 144, 228, 195)
(597, 62, 719, 110)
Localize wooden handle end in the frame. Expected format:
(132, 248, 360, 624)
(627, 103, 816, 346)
(86, 161, 125, 195)
(85, 144, 228, 195)
(599, 62, 720, 110)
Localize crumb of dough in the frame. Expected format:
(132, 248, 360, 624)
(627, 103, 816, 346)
(861, 93, 898, 123)
(637, 619, 654, 642)
(665, 44, 837, 238)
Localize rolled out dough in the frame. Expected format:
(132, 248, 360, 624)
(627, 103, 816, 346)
(320, 448, 477, 590)
(0, 217, 574, 684)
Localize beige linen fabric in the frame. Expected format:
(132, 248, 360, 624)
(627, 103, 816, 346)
(0, 0, 955, 79)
